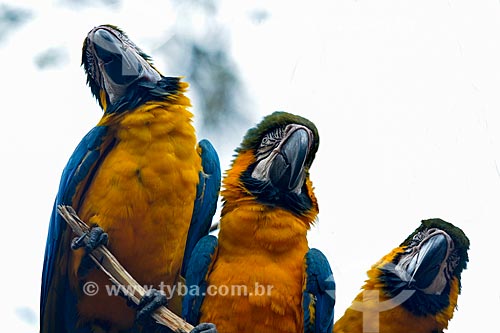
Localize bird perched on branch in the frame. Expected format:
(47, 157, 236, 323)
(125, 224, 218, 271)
(182, 111, 335, 333)
(333, 218, 469, 333)
(40, 24, 220, 333)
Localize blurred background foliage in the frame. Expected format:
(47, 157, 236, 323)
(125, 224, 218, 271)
(0, 4, 32, 42)
(0, 0, 259, 151)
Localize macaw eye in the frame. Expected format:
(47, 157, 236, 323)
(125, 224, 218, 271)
(260, 127, 284, 148)
(256, 127, 285, 159)
(412, 231, 424, 242)
(406, 231, 425, 249)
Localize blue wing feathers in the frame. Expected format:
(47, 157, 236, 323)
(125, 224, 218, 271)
(197, 139, 221, 175)
(304, 248, 335, 333)
(41, 129, 217, 330)
(181, 139, 221, 277)
(40, 125, 108, 330)
(182, 235, 218, 325)
(61, 126, 109, 204)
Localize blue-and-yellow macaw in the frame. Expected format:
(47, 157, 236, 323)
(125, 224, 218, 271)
(182, 111, 336, 332)
(40, 24, 221, 333)
(334, 218, 469, 333)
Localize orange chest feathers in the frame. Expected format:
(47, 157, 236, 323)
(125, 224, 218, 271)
(200, 205, 311, 333)
(74, 102, 201, 285)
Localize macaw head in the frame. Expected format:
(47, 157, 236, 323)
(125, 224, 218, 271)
(377, 218, 469, 317)
(82, 24, 168, 112)
(223, 111, 320, 219)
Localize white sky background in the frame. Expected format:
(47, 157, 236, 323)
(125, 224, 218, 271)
(1, 0, 499, 332)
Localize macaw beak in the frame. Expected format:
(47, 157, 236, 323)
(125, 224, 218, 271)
(269, 127, 312, 193)
(83, 25, 161, 105)
(90, 28, 143, 85)
(406, 233, 448, 291)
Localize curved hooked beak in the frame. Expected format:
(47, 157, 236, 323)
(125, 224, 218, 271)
(84, 26, 161, 104)
(92, 28, 143, 84)
(269, 126, 312, 193)
(397, 230, 454, 295)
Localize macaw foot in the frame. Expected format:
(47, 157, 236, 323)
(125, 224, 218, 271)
(71, 226, 109, 276)
(132, 290, 218, 333)
(71, 225, 109, 252)
(190, 323, 218, 333)
(135, 288, 168, 323)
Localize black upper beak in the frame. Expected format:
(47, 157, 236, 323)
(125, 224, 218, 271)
(269, 128, 310, 192)
(89, 28, 142, 86)
(407, 233, 448, 290)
